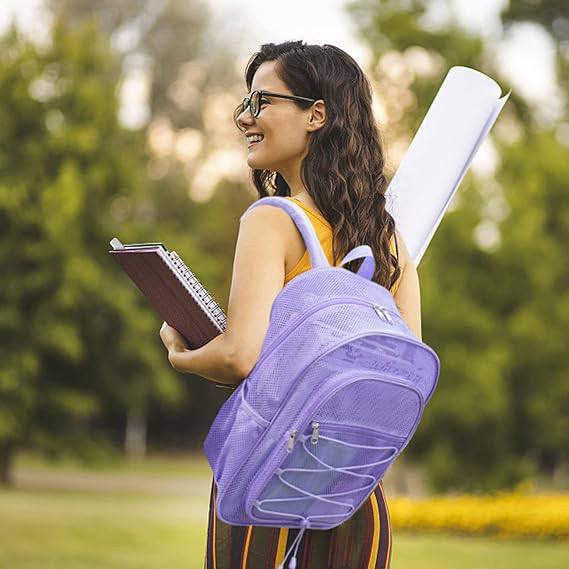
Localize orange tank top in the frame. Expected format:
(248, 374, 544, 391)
(283, 196, 401, 295)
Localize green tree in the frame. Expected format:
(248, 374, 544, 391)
(348, 0, 569, 490)
(497, 0, 569, 483)
(45, 0, 261, 449)
(0, 22, 183, 485)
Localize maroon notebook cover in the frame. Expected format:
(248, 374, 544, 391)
(108, 238, 227, 354)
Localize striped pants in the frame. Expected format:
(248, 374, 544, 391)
(204, 477, 392, 568)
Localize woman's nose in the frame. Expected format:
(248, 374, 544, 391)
(237, 108, 254, 131)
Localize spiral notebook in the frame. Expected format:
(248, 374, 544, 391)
(109, 237, 233, 389)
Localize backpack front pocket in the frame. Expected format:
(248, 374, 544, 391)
(246, 371, 422, 529)
(249, 422, 404, 526)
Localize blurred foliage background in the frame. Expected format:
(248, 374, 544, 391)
(1, 0, 568, 502)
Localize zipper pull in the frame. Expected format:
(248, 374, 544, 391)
(310, 421, 320, 444)
(287, 430, 298, 453)
(373, 304, 393, 325)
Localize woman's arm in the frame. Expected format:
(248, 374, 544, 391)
(166, 331, 239, 385)
(165, 204, 290, 385)
(222, 204, 291, 380)
(392, 229, 422, 341)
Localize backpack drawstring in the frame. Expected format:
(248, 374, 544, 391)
(277, 526, 307, 569)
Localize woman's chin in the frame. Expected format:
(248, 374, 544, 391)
(246, 145, 280, 171)
(246, 153, 269, 170)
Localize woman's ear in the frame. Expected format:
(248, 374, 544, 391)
(307, 100, 326, 132)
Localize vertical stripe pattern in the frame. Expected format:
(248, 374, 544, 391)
(205, 477, 392, 568)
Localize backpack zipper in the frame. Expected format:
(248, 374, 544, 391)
(248, 296, 403, 378)
(287, 373, 422, 455)
(306, 421, 406, 445)
(287, 429, 298, 452)
(310, 421, 320, 445)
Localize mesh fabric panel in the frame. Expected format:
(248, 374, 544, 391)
(205, 266, 440, 529)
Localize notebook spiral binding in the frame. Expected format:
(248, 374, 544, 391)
(166, 251, 227, 332)
(165, 252, 235, 391)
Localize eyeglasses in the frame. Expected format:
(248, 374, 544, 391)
(233, 89, 320, 132)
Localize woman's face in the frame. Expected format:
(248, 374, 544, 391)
(236, 61, 318, 175)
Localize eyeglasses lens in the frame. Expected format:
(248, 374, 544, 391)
(234, 91, 261, 131)
(250, 91, 260, 116)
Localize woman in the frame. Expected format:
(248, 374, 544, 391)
(161, 40, 421, 568)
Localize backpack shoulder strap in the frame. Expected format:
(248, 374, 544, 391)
(240, 196, 330, 270)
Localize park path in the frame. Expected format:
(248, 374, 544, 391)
(13, 461, 213, 496)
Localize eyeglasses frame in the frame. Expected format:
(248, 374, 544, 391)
(234, 89, 321, 129)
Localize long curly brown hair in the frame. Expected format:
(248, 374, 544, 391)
(236, 40, 401, 292)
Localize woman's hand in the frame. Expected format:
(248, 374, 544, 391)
(159, 321, 189, 357)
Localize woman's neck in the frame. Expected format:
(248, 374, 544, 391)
(290, 190, 316, 208)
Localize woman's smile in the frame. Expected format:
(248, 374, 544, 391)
(248, 138, 264, 149)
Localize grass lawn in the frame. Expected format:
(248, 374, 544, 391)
(0, 452, 567, 568)
(392, 533, 569, 569)
(0, 488, 208, 569)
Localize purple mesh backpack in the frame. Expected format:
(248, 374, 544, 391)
(204, 196, 440, 568)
